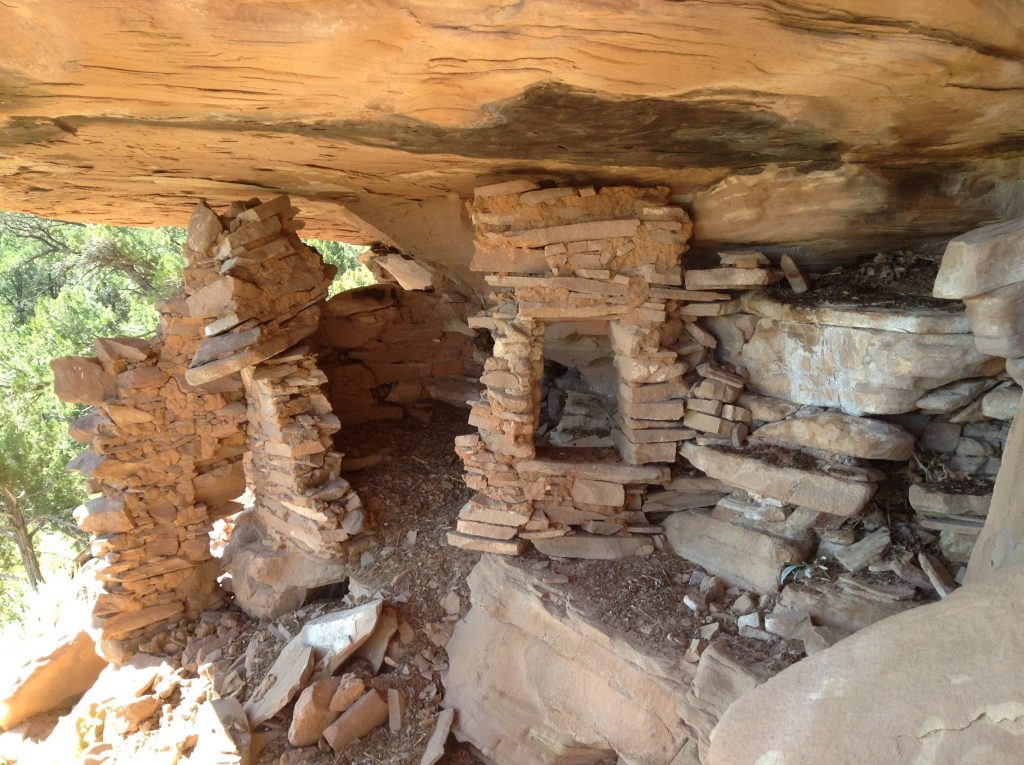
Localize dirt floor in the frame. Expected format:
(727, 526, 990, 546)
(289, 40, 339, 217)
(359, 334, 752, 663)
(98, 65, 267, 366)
(771, 249, 959, 312)
(5, 401, 955, 764)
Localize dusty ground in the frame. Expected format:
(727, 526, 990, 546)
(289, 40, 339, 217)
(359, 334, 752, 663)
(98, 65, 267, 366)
(772, 250, 958, 312)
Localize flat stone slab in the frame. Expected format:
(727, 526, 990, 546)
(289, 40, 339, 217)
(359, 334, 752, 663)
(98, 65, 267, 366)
(743, 290, 970, 334)
(750, 412, 914, 460)
(709, 315, 1001, 415)
(532, 534, 654, 560)
(908, 483, 991, 517)
(663, 510, 808, 593)
(681, 443, 877, 517)
(516, 458, 669, 484)
(934, 214, 1024, 299)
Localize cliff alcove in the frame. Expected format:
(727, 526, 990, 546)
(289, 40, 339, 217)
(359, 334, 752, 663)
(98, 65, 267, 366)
(1, 3, 1023, 764)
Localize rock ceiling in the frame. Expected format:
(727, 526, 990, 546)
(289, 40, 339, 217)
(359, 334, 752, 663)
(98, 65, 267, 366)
(1, 1, 1023, 279)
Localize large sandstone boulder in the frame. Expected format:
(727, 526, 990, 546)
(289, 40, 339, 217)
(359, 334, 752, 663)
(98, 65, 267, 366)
(708, 313, 1000, 415)
(2, 4, 1023, 277)
(444, 555, 697, 764)
(709, 562, 1024, 765)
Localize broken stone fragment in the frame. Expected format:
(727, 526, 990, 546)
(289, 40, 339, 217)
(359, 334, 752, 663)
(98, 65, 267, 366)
(832, 528, 891, 572)
(322, 689, 389, 752)
(917, 552, 957, 598)
(420, 708, 455, 765)
(329, 675, 366, 713)
(242, 640, 315, 726)
(192, 696, 252, 765)
(51, 356, 117, 405)
(300, 600, 383, 678)
(0, 630, 107, 730)
(287, 677, 343, 748)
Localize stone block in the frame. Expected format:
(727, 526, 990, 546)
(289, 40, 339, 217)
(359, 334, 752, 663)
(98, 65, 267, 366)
(663, 510, 807, 592)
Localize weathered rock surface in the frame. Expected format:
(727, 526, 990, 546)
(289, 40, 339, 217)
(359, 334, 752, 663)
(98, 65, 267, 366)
(934, 215, 1024, 299)
(3, 4, 1024, 277)
(750, 412, 914, 460)
(444, 555, 704, 764)
(708, 314, 1000, 415)
(710, 563, 1024, 765)
(968, 395, 1024, 583)
(664, 511, 807, 593)
(681, 443, 877, 517)
(909, 484, 991, 517)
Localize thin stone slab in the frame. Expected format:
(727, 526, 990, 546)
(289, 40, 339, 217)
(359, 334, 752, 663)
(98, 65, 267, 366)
(516, 458, 669, 484)
(743, 290, 969, 334)
(664, 510, 808, 593)
(420, 708, 455, 765)
(681, 443, 876, 517)
(242, 640, 315, 726)
(532, 534, 654, 560)
(749, 412, 915, 460)
(446, 532, 526, 555)
(908, 483, 991, 517)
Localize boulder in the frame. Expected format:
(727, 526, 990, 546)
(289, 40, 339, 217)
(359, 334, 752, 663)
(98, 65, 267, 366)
(444, 555, 697, 764)
(709, 564, 1024, 765)
(749, 412, 914, 460)
(708, 315, 1000, 415)
(0, 630, 107, 730)
(934, 215, 1024, 299)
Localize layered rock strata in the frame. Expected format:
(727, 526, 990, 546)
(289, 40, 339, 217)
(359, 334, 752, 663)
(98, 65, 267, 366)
(180, 196, 369, 617)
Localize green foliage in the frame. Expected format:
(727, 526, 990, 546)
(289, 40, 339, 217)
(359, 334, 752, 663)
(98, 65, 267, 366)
(0, 212, 185, 621)
(308, 239, 375, 296)
(0, 212, 374, 623)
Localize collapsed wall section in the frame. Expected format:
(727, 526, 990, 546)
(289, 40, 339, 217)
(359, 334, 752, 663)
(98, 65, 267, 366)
(317, 280, 481, 426)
